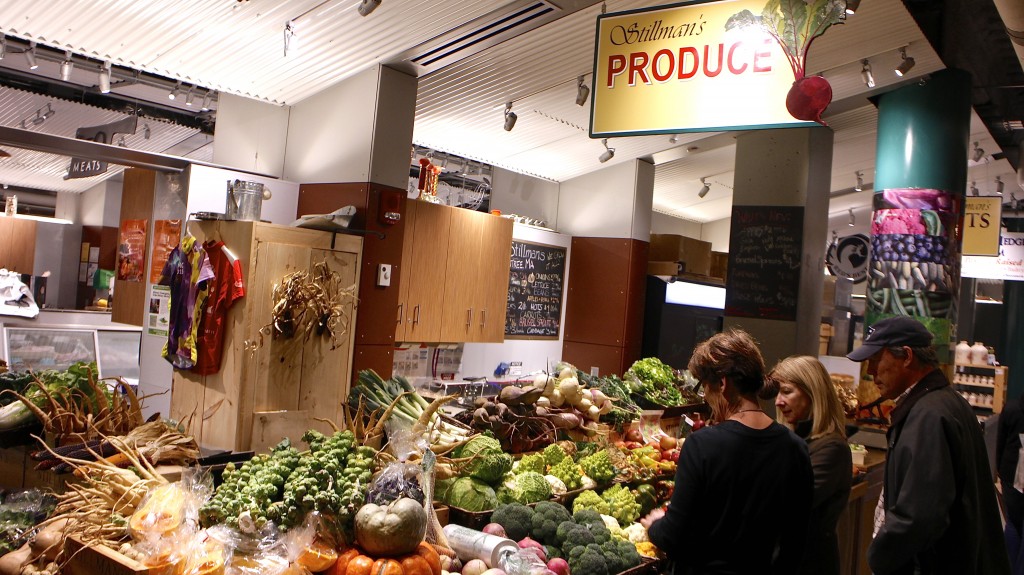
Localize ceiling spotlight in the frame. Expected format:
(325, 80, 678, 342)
(996, 176, 1004, 195)
(848, 208, 856, 227)
(575, 76, 590, 106)
(357, 0, 381, 16)
(283, 20, 298, 56)
(698, 177, 710, 198)
(24, 42, 38, 70)
(503, 102, 517, 132)
(41, 103, 55, 120)
(860, 59, 875, 88)
(99, 61, 111, 93)
(894, 47, 915, 77)
(854, 171, 864, 192)
(200, 92, 213, 111)
(184, 86, 195, 106)
(60, 51, 74, 81)
(118, 136, 127, 147)
(599, 139, 615, 163)
(669, 134, 679, 144)
(168, 82, 180, 100)
(970, 181, 979, 196)
(972, 141, 985, 163)
(845, 0, 860, 14)
(143, 123, 151, 140)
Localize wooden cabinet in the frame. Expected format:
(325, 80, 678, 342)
(953, 363, 1008, 419)
(0, 217, 36, 274)
(397, 202, 512, 344)
(170, 221, 362, 452)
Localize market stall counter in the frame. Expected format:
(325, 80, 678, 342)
(836, 447, 885, 575)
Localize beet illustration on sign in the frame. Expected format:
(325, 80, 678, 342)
(726, 0, 846, 125)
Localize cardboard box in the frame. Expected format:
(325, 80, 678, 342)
(647, 261, 683, 276)
(649, 234, 712, 276)
(710, 251, 729, 281)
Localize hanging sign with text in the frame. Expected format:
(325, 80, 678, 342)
(505, 240, 567, 339)
(590, 0, 813, 138)
(961, 196, 1002, 256)
(962, 231, 1024, 280)
(725, 205, 804, 321)
(67, 116, 138, 179)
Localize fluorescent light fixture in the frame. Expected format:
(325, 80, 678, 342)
(861, 59, 875, 88)
(575, 76, 590, 106)
(599, 139, 615, 163)
(0, 213, 73, 225)
(854, 171, 864, 191)
(845, 0, 860, 14)
(357, 0, 381, 16)
(503, 102, 517, 131)
(698, 177, 710, 198)
(848, 208, 856, 227)
(168, 82, 180, 100)
(25, 42, 38, 69)
(894, 46, 915, 77)
(665, 281, 726, 309)
(60, 51, 74, 81)
(99, 61, 111, 93)
(972, 141, 985, 163)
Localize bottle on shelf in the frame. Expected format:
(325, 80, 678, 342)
(956, 341, 972, 364)
(970, 342, 988, 365)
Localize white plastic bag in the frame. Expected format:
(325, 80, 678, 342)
(1013, 434, 1024, 493)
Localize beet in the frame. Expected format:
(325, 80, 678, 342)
(785, 75, 833, 125)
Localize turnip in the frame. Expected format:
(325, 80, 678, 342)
(786, 75, 832, 125)
(481, 570, 508, 575)
(483, 523, 507, 537)
(547, 558, 570, 575)
(463, 559, 489, 575)
(518, 537, 545, 554)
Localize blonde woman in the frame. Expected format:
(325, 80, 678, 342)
(768, 355, 852, 575)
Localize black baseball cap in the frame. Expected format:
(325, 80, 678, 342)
(847, 316, 934, 362)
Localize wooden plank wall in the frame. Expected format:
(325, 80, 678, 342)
(112, 168, 156, 326)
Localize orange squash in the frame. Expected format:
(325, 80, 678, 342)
(346, 554, 375, 575)
(414, 543, 441, 575)
(371, 558, 403, 575)
(297, 539, 339, 572)
(400, 555, 432, 575)
(329, 549, 361, 575)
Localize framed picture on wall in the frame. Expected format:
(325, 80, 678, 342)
(3, 327, 99, 373)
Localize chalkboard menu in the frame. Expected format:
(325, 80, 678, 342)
(505, 240, 567, 339)
(725, 206, 804, 321)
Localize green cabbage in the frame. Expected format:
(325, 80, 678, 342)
(454, 436, 513, 484)
(446, 477, 498, 512)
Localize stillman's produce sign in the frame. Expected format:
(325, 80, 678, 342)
(590, 0, 816, 137)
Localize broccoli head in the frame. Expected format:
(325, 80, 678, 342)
(568, 543, 610, 575)
(516, 452, 547, 475)
(561, 522, 597, 555)
(602, 484, 642, 525)
(544, 545, 562, 560)
(543, 444, 568, 467)
(579, 450, 615, 486)
(572, 490, 610, 516)
(572, 508, 606, 530)
(490, 503, 535, 542)
(530, 501, 572, 545)
(549, 457, 583, 491)
(588, 523, 613, 545)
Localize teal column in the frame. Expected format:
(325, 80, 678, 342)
(866, 69, 972, 362)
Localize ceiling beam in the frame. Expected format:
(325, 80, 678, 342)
(0, 126, 190, 173)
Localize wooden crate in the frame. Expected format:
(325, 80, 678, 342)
(0, 446, 26, 490)
(170, 221, 362, 452)
(63, 537, 155, 575)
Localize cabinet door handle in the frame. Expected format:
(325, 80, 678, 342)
(480, 309, 487, 327)
(413, 305, 420, 325)
(466, 308, 474, 327)
(397, 303, 404, 326)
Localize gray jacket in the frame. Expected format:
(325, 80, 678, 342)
(869, 369, 1010, 575)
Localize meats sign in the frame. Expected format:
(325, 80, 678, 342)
(590, 0, 817, 137)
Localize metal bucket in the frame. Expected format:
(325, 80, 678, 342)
(225, 179, 272, 221)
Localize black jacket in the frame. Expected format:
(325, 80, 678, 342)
(796, 425, 852, 575)
(868, 369, 1010, 575)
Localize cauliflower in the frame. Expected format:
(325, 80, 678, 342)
(544, 475, 567, 496)
(580, 475, 597, 490)
(872, 209, 926, 235)
(572, 490, 609, 516)
(621, 522, 649, 544)
(599, 514, 624, 539)
(549, 458, 583, 491)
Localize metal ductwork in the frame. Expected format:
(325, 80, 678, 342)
(991, 0, 1024, 71)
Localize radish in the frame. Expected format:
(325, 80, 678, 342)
(786, 75, 832, 125)
(518, 537, 545, 553)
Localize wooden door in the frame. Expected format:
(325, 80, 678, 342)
(474, 215, 513, 342)
(403, 201, 451, 342)
(395, 201, 417, 343)
(441, 208, 485, 342)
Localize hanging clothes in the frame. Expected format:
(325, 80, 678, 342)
(193, 240, 246, 375)
(160, 234, 213, 369)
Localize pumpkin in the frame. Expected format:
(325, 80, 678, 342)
(354, 498, 427, 557)
(326, 543, 440, 575)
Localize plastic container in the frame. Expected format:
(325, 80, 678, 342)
(971, 342, 988, 365)
(442, 524, 518, 567)
(955, 341, 972, 364)
(498, 547, 556, 575)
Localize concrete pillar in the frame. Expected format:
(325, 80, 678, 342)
(867, 69, 972, 362)
(724, 127, 833, 368)
(557, 159, 654, 375)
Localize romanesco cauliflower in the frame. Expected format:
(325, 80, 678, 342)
(579, 450, 615, 485)
(572, 489, 609, 515)
(602, 484, 641, 525)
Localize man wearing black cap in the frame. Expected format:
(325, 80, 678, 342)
(848, 316, 1009, 574)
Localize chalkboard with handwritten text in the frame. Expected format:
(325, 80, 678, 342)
(505, 240, 567, 339)
(725, 206, 804, 321)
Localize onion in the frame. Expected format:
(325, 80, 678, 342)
(483, 523, 507, 537)
(547, 558, 570, 575)
(463, 559, 489, 575)
(481, 570, 508, 575)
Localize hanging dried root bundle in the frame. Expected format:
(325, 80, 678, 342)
(260, 260, 358, 349)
